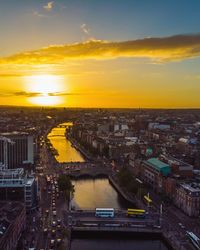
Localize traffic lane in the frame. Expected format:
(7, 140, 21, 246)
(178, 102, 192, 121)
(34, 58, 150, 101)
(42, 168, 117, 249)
(165, 207, 199, 236)
(162, 212, 195, 250)
(67, 210, 159, 219)
(66, 214, 157, 227)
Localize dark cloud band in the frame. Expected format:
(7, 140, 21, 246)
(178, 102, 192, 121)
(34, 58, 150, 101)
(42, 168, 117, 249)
(1, 33, 200, 64)
(0, 91, 80, 97)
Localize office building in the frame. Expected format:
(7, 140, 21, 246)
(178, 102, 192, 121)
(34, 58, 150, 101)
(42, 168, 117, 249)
(0, 132, 34, 169)
(0, 168, 38, 210)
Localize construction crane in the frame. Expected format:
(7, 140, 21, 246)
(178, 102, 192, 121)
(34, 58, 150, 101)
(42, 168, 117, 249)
(0, 136, 15, 169)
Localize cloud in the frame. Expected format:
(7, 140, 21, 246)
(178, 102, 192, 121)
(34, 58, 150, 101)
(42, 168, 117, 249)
(0, 73, 23, 78)
(33, 10, 48, 18)
(81, 23, 90, 36)
(80, 23, 95, 40)
(43, 1, 54, 11)
(1, 34, 200, 64)
(0, 91, 43, 97)
(0, 91, 81, 97)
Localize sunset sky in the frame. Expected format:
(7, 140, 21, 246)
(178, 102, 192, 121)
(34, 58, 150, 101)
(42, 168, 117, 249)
(0, 0, 200, 108)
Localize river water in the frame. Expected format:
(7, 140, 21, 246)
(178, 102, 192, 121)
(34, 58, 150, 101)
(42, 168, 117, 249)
(71, 238, 169, 250)
(48, 122, 85, 163)
(71, 178, 128, 210)
(48, 123, 127, 209)
(48, 122, 170, 250)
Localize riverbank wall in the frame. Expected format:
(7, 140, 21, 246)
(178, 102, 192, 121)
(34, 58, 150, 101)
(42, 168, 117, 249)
(71, 229, 174, 250)
(108, 176, 136, 205)
(67, 134, 93, 161)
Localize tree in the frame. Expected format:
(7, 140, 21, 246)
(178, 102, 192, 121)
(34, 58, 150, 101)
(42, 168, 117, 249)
(58, 175, 74, 201)
(117, 167, 138, 195)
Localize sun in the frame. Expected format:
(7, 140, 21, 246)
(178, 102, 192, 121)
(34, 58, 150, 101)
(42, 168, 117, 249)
(24, 74, 65, 106)
(29, 95, 62, 106)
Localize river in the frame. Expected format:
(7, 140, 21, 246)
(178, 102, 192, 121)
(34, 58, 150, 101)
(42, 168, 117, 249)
(48, 123, 170, 250)
(48, 122, 85, 163)
(71, 238, 169, 250)
(48, 123, 128, 209)
(71, 178, 129, 210)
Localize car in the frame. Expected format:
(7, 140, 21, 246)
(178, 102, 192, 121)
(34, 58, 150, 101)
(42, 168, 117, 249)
(57, 219, 61, 224)
(153, 225, 161, 229)
(56, 238, 62, 244)
(51, 229, 56, 235)
(178, 223, 185, 229)
(50, 239, 55, 246)
(52, 221, 57, 227)
(53, 210, 57, 216)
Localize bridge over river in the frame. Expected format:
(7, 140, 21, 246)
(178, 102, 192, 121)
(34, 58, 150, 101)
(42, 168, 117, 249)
(65, 209, 162, 234)
(56, 162, 136, 204)
(57, 161, 111, 178)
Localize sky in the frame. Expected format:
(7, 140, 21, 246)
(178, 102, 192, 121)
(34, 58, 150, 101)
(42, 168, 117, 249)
(0, 0, 200, 108)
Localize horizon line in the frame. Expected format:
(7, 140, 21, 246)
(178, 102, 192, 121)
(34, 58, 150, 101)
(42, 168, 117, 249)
(0, 104, 200, 110)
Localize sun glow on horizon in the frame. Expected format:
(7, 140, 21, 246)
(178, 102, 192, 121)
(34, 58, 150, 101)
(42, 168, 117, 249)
(29, 95, 62, 106)
(24, 74, 65, 106)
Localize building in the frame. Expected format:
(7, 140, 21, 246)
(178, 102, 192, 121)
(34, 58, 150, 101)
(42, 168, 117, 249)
(174, 183, 200, 217)
(0, 201, 26, 250)
(141, 158, 171, 193)
(169, 158, 193, 178)
(0, 132, 34, 169)
(148, 122, 171, 131)
(159, 155, 194, 178)
(0, 168, 38, 210)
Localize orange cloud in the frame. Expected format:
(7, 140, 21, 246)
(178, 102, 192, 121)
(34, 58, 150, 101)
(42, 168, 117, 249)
(1, 34, 200, 64)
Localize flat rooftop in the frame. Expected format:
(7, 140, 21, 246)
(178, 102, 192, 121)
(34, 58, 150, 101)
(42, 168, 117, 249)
(0, 131, 29, 136)
(144, 158, 171, 176)
(181, 183, 200, 193)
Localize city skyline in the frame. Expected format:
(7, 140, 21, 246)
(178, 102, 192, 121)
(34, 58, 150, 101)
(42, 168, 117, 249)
(0, 0, 200, 108)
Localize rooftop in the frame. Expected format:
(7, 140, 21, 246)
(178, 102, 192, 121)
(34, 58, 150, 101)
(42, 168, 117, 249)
(0, 168, 35, 188)
(0, 131, 29, 136)
(146, 158, 170, 169)
(181, 183, 200, 193)
(144, 158, 171, 176)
